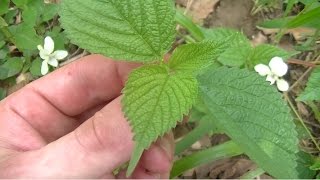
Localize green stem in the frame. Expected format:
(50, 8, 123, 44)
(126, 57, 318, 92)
(0, 17, 15, 44)
(175, 10, 205, 42)
(175, 119, 216, 155)
(170, 140, 243, 178)
(240, 167, 265, 179)
(284, 93, 320, 152)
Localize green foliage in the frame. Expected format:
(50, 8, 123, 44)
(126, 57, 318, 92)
(198, 67, 299, 178)
(219, 43, 289, 68)
(260, 6, 320, 29)
(297, 151, 317, 178)
(217, 43, 252, 67)
(0, 0, 10, 15)
(200, 28, 291, 67)
(22, 1, 59, 25)
(29, 58, 42, 77)
(297, 67, 320, 101)
(168, 41, 224, 74)
(0, 87, 6, 100)
(250, 44, 292, 65)
(0, 57, 24, 80)
(175, 115, 220, 155)
(12, 0, 31, 9)
(9, 23, 42, 51)
(171, 141, 243, 178)
(175, 10, 205, 41)
(202, 28, 249, 47)
(60, 0, 176, 62)
(123, 64, 198, 175)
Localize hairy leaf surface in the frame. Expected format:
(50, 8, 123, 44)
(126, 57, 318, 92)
(60, 0, 175, 62)
(168, 41, 224, 73)
(297, 67, 320, 101)
(198, 67, 299, 178)
(123, 64, 198, 175)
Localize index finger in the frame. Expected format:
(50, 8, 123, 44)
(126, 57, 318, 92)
(29, 54, 140, 116)
(0, 55, 139, 148)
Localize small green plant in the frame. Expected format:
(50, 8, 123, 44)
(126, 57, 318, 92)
(1, 0, 319, 178)
(60, 0, 301, 178)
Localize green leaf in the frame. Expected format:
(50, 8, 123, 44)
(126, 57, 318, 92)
(42, 3, 59, 22)
(168, 41, 223, 74)
(175, 10, 205, 41)
(286, 6, 320, 29)
(30, 58, 42, 77)
(297, 67, 320, 101)
(12, 0, 31, 9)
(219, 44, 290, 68)
(202, 28, 249, 47)
(123, 64, 198, 175)
(4, 9, 18, 25)
(296, 151, 316, 178)
(60, 0, 176, 62)
(175, 115, 220, 155)
(171, 141, 243, 178)
(250, 44, 291, 65)
(198, 67, 299, 178)
(217, 43, 252, 67)
(0, 57, 24, 80)
(260, 7, 320, 29)
(201, 28, 253, 67)
(0, 16, 8, 27)
(22, 0, 44, 26)
(9, 23, 42, 51)
(0, 0, 10, 15)
(0, 87, 6, 100)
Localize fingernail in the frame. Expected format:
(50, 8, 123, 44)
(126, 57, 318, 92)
(159, 137, 173, 161)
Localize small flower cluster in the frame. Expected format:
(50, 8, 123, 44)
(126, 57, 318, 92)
(38, 36, 68, 75)
(254, 57, 289, 92)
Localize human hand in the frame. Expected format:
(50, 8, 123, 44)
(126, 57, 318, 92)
(0, 55, 174, 178)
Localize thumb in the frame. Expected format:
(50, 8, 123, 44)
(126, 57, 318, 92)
(5, 97, 134, 178)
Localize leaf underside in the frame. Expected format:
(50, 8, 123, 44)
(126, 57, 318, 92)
(123, 64, 198, 175)
(60, 0, 176, 62)
(198, 67, 299, 178)
(297, 67, 320, 101)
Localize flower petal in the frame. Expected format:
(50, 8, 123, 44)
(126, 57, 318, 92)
(44, 36, 55, 54)
(266, 74, 276, 85)
(53, 50, 68, 60)
(47, 58, 59, 67)
(269, 56, 288, 77)
(37, 45, 44, 51)
(276, 79, 289, 92)
(39, 51, 48, 60)
(254, 64, 271, 76)
(41, 61, 49, 75)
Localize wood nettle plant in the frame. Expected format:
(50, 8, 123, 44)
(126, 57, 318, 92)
(60, 0, 300, 178)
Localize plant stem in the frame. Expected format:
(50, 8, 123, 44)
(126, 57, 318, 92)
(0, 17, 15, 44)
(240, 167, 265, 179)
(175, 11, 205, 42)
(284, 93, 320, 152)
(170, 140, 243, 178)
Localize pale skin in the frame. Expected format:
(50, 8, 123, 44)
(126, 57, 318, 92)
(0, 55, 174, 178)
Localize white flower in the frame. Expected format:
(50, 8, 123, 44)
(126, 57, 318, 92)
(37, 36, 68, 75)
(254, 57, 289, 92)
